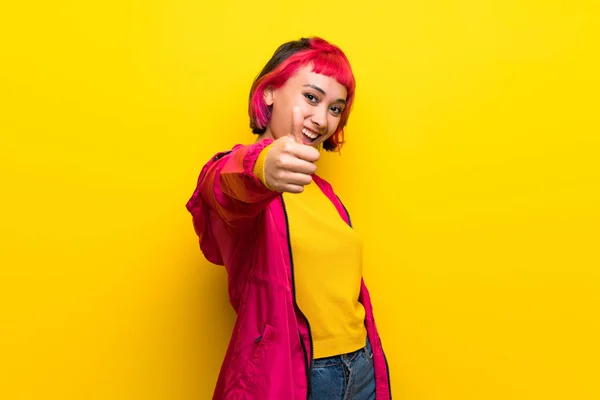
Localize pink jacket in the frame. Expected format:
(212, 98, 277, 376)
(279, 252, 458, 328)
(186, 139, 392, 399)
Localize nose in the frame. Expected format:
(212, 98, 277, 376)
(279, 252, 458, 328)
(309, 104, 328, 132)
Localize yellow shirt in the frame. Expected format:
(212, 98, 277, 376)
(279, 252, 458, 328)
(253, 145, 367, 358)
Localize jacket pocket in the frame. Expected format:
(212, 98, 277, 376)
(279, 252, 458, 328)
(237, 323, 276, 392)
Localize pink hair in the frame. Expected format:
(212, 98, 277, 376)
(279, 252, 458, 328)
(249, 37, 356, 152)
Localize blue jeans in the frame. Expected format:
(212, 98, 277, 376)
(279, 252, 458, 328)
(310, 339, 376, 400)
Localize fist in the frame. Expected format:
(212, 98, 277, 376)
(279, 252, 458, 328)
(264, 107, 320, 193)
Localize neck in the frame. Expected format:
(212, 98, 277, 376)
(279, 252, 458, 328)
(256, 128, 274, 143)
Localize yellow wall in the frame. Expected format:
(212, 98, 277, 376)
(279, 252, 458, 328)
(1, 1, 599, 399)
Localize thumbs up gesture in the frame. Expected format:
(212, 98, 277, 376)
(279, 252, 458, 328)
(264, 107, 321, 193)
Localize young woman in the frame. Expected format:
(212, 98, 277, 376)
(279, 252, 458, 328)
(186, 37, 391, 400)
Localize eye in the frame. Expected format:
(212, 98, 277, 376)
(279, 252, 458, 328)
(330, 105, 343, 116)
(304, 93, 318, 103)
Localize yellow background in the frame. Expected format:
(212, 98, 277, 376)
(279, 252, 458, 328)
(1, 1, 599, 399)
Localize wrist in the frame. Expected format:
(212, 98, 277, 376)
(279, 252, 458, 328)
(252, 144, 273, 189)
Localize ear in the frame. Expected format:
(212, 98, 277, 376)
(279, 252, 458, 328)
(263, 87, 275, 106)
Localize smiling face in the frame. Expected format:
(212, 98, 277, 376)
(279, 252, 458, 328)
(260, 65, 348, 146)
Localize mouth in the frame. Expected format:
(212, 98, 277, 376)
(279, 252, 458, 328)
(302, 127, 321, 143)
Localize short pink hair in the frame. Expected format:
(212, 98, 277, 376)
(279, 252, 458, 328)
(248, 37, 356, 152)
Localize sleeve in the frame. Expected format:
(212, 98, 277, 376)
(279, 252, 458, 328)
(186, 139, 279, 226)
(251, 143, 273, 189)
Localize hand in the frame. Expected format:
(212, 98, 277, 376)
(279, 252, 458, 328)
(264, 107, 320, 193)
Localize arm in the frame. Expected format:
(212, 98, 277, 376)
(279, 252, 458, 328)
(187, 107, 319, 225)
(186, 139, 278, 226)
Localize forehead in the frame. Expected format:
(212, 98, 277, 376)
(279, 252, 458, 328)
(286, 65, 347, 99)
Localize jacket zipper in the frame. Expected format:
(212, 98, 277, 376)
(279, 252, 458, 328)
(281, 196, 314, 400)
(337, 195, 393, 398)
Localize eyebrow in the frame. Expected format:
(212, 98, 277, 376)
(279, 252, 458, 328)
(303, 84, 346, 105)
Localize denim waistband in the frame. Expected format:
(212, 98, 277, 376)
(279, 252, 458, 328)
(313, 337, 372, 366)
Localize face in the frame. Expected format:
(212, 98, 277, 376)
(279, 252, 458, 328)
(262, 65, 348, 146)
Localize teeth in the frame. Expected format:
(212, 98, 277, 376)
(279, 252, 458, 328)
(302, 128, 318, 139)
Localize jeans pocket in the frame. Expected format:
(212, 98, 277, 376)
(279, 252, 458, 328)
(310, 363, 346, 400)
(363, 339, 374, 365)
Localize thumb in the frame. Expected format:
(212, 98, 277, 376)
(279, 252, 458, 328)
(288, 106, 304, 144)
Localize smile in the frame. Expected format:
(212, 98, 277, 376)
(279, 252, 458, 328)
(302, 128, 318, 140)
